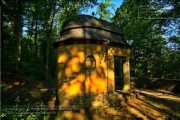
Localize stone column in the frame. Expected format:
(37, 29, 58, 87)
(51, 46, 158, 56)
(122, 57, 130, 92)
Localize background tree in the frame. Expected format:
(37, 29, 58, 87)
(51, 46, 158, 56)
(2, 0, 179, 80)
(2, 0, 100, 81)
(113, 0, 180, 79)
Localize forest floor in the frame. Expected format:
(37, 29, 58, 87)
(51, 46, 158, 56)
(1, 72, 180, 120)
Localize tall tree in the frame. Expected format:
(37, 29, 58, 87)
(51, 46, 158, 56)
(15, 0, 24, 72)
(2, 0, 115, 80)
(113, 0, 179, 78)
(96, 0, 115, 21)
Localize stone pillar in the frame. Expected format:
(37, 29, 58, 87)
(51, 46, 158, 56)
(122, 57, 130, 92)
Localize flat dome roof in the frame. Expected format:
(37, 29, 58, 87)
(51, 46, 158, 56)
(61, 15, 123, 35)
(53, 15, 130, 48)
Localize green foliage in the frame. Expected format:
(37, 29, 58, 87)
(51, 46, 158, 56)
(96, 0, 115, 21)
(2, 0, 179, 80)
(2, 0, 100, 81)
(113, 0, 180, 79)
(1, 96, 50, 120)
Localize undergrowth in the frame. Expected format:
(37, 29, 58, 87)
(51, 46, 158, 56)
(1, 96, 51, 120)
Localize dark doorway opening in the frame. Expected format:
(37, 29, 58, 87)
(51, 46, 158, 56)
(114, 56, 124, 90)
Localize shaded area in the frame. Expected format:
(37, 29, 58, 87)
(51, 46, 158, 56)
(1, 73, 180, 120)
(1, 72, 56, 119)
(131, 77, 180, 94)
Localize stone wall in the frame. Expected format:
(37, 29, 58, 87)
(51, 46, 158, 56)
(130, 77, 180, 94)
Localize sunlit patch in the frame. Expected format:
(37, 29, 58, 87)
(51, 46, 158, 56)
(96, 66, 106, 77)
(76, 74, 85, 82)
(3, 84, 13, 91)
(66, 83, 82, 95)
(13, 81, 20, 85)
(95, 45, 102, 51)
(55, 44, 131, 108)
(61, 79, 83, 96)
(70, 46, 79, 56)
(123, 84, 130, 91)
(100, 60, 106, 68)
(126, 106, 146, 119)
(65, 67, 72, 76)
(58, 54, 68, 63)
(62, 111, 73, 119)
(71, 57, 81, 72)
(39, 88, 48, 92)
(77, 51, 85, 63)
(108, 70, 114, 81)
(89, 74, 106, 93)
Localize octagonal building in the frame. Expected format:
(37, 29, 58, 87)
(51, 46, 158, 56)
(53, 15, 131, 107)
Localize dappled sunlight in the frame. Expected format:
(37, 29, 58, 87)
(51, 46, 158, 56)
(55, 37, 131, 111)
(65, 67, 72, 77)
(64, 57, 81, 76)
(137, 97, 172, 113)
(96, 65, 106, 77)
(56, 44, 131, 95)
(70, 46, 79, 56)
(108, 70, 114, 81)
(123, 63, 129, 73)
(123, 84, 130, 91)
(3, 84, 13, 91)
(13, 81, 20, 85)
(108, 70, 115, 91)
(58, 53, 68, 63)
(66, 82, 82, 95)
(60, 77, 84, 96)
(134, 88, 180, 102)
(126, 106, 148, 119)
(77, 51, 85, 63)
(70, 57, 81, 72)
(109, 46, 130, 56)
(95, 45, 103, 51)
(126, 97, 173, 119)
(76, 73, 85, 82)
(129, 99, 162, 117)
(98, 59, 107, 68)
(127, 88, 180, 119)
(89, 74, 106, 93)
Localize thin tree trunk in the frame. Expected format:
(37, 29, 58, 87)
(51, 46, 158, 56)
(45, 35, 50, 81)
(15, 0, 22, 72)
(35, 17, 38, 62)
(34, 2, 38, 62)
(45, 0, 56, 81)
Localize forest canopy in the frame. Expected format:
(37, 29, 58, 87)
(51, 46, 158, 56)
(2, 0, 180, 80)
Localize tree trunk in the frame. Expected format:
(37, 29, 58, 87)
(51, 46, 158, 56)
(35, 17, 38, 62)
(15, 0, 22, 72)
(45, 0, 56, 81)
(45, 34, 50, 81)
